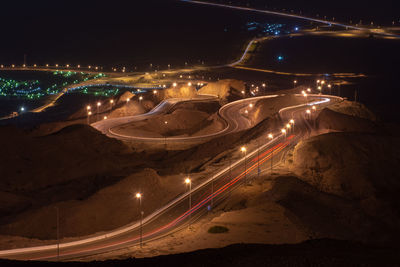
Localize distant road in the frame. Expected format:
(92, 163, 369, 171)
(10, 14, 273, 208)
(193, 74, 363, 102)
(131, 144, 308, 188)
(181, 0, 400, 38)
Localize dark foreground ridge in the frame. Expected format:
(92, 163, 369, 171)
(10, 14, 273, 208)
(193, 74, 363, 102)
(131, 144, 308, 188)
(1, 239, 399, 267)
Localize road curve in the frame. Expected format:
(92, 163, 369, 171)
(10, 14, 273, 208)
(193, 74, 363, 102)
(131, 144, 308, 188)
(0, 94, 342, 261)
(92, 94, 279, 146)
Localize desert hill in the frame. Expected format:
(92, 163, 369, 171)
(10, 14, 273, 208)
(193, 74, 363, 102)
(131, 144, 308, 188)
(0, 124, 148, 239)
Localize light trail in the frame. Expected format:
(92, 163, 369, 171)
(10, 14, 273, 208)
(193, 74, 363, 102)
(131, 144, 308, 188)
(181, 0, 400, 38)
(29, 136, 293, 261)
(0, 95, 341, 260)
(232, 65, 367, 78)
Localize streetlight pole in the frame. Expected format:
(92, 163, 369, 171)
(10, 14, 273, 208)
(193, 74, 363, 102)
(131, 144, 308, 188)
(136, 193, 143, 248)
(268, 134, 274, 174)
(257, 140, 260, 177)
(56, 206, 59, 261)
(185, 178, 192, 227)
(109, 99, 114, 113)
(306, 109, 311, 121)
(87, 111, 92, 125)
(86, 105, 91, 124)
(241, 147, 247, 184)
(164, 121, 168, 150)
(211, 179, 214, 208)
(96, 102, 101, 122)
(312, 106, 317, 128)
(229, 159, 232, 197)
(302, 91, 308, 105)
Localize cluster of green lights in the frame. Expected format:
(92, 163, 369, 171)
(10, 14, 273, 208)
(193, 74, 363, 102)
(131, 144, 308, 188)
(0, 77, 42, 98)
(0, 71, 107, 99)
(79, 86, 119, 97)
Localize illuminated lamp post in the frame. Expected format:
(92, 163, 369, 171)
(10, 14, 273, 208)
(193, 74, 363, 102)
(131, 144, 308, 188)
(109, 99, 114, 111)
(281, 128, 287, 139)
(136, 193, 143, 248)
(290, 119, 295, 132)
(268, 134, 274, 173)
(96, 102, 101, 121)
(86, 105, 91, 124)
(306, 109, 311, 120)
(286, 123, 291, 134)
(241, 146, 247, 183)
(87, 111, 92, 124)
(185, 178, 192, 226)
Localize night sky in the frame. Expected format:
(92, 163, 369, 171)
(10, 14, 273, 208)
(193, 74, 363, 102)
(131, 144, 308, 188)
(0, 0, 397, 67)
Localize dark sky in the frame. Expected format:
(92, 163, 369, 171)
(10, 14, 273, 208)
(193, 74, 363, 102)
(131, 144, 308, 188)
(0, 0, 397, 67)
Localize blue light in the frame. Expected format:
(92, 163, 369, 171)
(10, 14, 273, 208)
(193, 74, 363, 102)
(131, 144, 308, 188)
(277, 56, 284, 61)
(294, 27, 299, 31)
(274, 31, 279, 35)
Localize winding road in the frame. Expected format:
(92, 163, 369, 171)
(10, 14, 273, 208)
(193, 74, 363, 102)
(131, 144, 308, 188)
(92, 94, 281, 148)
(0, 1, 355, 260)
(0, 93, 342, 261)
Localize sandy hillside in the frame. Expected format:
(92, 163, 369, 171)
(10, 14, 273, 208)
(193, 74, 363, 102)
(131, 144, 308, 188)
(246, 94, 303, 126)
(291, 131, 400, 203)
(113, 101, 224, 138)
(164, 85, 198, 99)
(327, 100, 377, 121)
(32, 91, 154, 136)
(67, 92, 137, 121)
(108, 100, 147, 118)
(286, 131, 400, 243)
(0, 169, 184, 241)
(116, 91, 135, 104)
(198, 79, 245, 102)
(267, 175, 397, 244)
(316, 108, 377, 133)
(0, 124, 150, 238)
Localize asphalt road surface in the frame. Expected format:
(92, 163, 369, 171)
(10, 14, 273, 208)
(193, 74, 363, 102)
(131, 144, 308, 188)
(0, 94, 341, 261)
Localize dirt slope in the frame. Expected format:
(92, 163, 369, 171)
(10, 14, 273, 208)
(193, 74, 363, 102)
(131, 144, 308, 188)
(316, 108, 377, 133)
(0, 124, 148, 238)
(288, 132, 400, 243)
(198, 79, 245, 102)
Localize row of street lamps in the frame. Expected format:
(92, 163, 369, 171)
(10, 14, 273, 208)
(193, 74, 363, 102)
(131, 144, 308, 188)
(134, 176, 193, 248)
(97, 79, 309, 249)
(86, 93, 149, 124)
(0, 61, 209, 73)
(130, 108, 299, 248)
(240, 117, 294, 182)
